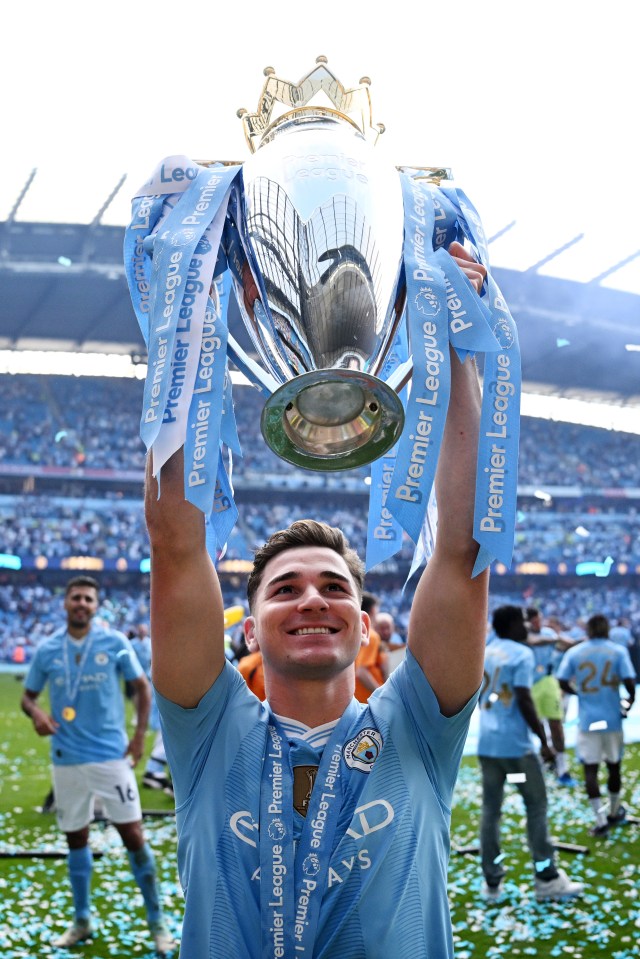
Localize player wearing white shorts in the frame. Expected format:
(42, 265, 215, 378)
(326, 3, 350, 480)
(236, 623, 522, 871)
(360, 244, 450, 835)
(21, 576, 176, 955)
(557, 614, 636, 836)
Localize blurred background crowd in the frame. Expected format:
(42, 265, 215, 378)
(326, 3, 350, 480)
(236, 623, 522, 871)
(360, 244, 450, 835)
(1, 372, 639, 674)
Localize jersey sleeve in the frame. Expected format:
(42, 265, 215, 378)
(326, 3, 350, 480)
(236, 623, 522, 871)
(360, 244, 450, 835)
(555, 648, 574, 682)
(113, 632, 145, 681)
(378, 649, 479, 805)
(154, 662, 263, 807)
(23, 646, 47, 693)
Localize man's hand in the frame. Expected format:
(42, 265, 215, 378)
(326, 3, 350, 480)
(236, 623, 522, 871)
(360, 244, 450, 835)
(31, 707, 59, 737)
(540, 743, 556, 766)
(125, 730, 146, 767)
(447, 240, 487, 294)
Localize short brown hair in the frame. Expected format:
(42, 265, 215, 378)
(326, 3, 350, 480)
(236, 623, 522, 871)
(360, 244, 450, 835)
(247, 519, 364, 612)
(65, 576, 100, 596)
(586, 614, 609, 639)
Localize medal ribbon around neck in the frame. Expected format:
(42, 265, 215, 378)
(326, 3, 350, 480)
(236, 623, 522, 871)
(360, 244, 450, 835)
(62, 631, 96, 719)
(260, 700, 360, 959)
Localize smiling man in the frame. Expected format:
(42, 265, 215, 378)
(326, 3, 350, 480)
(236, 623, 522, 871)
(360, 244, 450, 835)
(145, 244, 490, 959)
(21, 577, 175, 955)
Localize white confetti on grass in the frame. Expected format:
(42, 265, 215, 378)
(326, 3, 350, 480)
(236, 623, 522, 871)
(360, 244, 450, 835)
(449, 758, 640, 957)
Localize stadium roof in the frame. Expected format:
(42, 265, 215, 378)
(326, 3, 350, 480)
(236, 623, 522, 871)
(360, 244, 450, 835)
(1, 217, 638, 402)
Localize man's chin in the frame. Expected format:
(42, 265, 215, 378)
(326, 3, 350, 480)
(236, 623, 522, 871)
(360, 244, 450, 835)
(281, 655, 352, 681)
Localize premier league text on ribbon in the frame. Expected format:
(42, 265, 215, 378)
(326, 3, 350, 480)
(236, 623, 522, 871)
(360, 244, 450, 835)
(372, 450, 398, 542)
(265, 725, 286, 957)
(393, 179, 445, 506)
(187, 313, 223, 490)
(479, 351, 515, 534)
(393, 314, 442, 505)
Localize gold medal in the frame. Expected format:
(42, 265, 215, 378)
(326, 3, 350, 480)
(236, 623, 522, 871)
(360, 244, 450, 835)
(62, 706, 76, 722)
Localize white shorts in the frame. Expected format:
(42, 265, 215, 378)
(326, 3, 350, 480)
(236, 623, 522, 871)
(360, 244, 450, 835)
(577, 730, 624, 766)
(52, 759, 142, 833)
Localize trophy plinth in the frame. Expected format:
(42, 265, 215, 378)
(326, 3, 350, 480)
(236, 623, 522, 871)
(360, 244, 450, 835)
(261, 369, 404, 470)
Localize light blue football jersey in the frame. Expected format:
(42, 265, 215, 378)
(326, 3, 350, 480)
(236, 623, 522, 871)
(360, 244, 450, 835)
(556, 639, 635, 733)
(156, 649, 478, 959)
(24, 626, 143, 764)
(478, 639, 535, 758)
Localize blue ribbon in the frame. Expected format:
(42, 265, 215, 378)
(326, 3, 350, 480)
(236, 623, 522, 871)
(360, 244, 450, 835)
(366, 322, 409, 571)
(380, 173, 521, 577)
(439, 187, 522, 576)
(140, 165, 240, 454)
(387, 175, 452, 544)
(183, 297, 228, 515)
(123, 194, 166, 345)
(124, 157, 242, 559)
(260, 701, 360, 959)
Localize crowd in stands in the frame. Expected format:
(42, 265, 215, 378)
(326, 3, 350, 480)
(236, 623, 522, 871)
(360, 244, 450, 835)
(0, 375, 146, 471)
(2, 579, 638, 669)
(2, 373, 640, 490)
(518, 419, 639, 489)
(2, 493, 640, 571)
(1, 371, 640, 666)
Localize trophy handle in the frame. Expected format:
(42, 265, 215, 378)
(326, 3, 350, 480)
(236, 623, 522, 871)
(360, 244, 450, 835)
(386, 357, 413, 395)
(227, 333, 280, 398)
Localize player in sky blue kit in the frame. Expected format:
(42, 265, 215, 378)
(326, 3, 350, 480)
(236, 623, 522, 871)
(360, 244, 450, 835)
(557, 614, 636, 835)
(478, 605, 583, 901)
(21, 576, 175, 955)
(145, 243, 491, 959)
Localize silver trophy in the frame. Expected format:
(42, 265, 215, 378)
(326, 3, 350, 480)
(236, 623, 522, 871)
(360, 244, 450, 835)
(225, 57, 416, 471)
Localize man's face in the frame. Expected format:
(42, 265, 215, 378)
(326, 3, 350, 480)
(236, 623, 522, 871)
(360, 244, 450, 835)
(376, 616, 393, 643)
(64, 586, 99, 630)
(245, 546, 367, 680)
(527, 612, 541, 634)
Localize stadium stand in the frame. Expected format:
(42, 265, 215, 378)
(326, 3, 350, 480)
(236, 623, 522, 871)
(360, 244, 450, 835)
(0, 373, 639, 672)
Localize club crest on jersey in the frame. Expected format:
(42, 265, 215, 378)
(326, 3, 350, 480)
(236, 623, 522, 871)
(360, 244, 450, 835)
(343, 728, 383, 772)
(95, 653, 109, 666)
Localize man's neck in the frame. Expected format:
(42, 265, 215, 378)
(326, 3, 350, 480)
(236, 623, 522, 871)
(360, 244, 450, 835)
(67, 624, 91, 641)
(265, 671, 355, 728)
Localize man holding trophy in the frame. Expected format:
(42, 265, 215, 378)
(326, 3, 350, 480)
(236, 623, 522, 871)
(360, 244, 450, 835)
(130, 58, 519, 958)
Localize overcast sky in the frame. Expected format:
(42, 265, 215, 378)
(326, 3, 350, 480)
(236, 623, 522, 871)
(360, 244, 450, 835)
(3, 0, 638, 293)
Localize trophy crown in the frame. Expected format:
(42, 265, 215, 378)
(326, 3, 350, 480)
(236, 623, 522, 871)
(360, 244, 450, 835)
(238, 56, 383, 153)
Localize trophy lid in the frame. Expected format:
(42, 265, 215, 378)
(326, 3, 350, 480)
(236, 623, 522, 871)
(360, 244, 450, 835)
(237, 56, 385, 153)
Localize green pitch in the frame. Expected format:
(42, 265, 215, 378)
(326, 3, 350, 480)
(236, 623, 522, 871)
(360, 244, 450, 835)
(1, 674, 638, 958)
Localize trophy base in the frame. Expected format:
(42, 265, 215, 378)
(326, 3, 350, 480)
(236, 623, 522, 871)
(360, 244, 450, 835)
(261, 370, 405, 471)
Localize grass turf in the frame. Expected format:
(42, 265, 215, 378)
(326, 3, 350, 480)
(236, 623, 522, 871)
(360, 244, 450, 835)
(1, 673, 638, 958)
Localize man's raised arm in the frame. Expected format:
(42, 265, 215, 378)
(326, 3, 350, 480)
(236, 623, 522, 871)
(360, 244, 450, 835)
(407, 243, 490, 716)
(145, 449, 226, 707)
